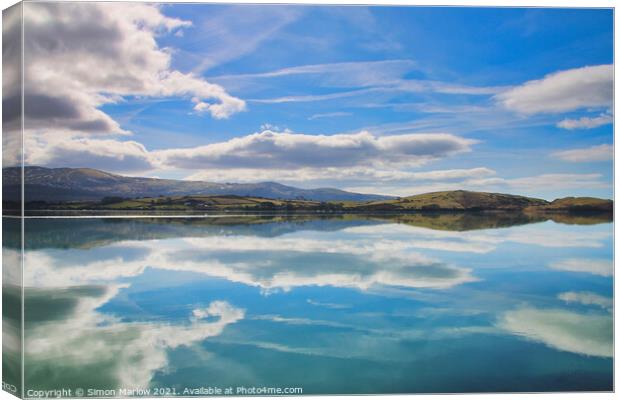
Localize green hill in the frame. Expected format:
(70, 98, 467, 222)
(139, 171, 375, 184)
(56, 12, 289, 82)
(14, 181, 612, 217)
(357, 190, 549, 211)
(528, 197, 613, 213)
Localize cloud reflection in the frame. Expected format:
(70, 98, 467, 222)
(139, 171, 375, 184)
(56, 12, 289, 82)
(549, 258, 613, 277)
(498, 307, 612, 358)
(21, 233, 477, 291)
(23, 285, 244, 389)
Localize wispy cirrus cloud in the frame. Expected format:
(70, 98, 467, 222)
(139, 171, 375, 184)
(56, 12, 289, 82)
(183, 6, 303, 74)
(212, 58, 503, 105)
(211, 59, 418, 88)
(492, 173, 609, 190)
(249, 79, 504, 104)
(345, 173, 609, 197)
(308, 112, 352, 120)
(551, 144, 613, 163)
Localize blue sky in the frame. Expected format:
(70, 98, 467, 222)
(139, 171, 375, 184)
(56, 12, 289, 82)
(16, 3, 613, 199)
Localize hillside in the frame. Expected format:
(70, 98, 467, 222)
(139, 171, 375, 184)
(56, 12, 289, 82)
(2, 166, 392, 203)
(527, 197, 613, 213)
(356, 190, 549, 211)
(23, 190, 613, 220)
(3, 168, 612, 216)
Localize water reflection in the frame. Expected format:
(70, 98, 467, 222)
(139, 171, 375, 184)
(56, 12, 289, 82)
(10, 214, 614, 393)
(24, 284, 243, 390)
(498, 307, 613, 357)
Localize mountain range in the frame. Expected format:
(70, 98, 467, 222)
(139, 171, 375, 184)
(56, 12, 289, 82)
(2, 166, 393, 203)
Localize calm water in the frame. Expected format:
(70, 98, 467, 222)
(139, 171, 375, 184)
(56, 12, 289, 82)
(3, 214, 614, 395)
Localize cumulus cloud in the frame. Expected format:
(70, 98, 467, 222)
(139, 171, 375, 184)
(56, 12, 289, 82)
(496, 65, 612, 114)
(17, 2, 244, 138)
(557, 112, 613, 130)
(23, 129, 477, 178)
(155, 130, 476, 170)
(24, 133, 155, 173)
(551, 144, 613, 163)
(498, 307, 612, 357)
(3, 4, 24, 168)
(549, 258, 613, 277)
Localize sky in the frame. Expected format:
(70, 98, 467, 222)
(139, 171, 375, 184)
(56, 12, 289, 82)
(6, 2, 614, 199)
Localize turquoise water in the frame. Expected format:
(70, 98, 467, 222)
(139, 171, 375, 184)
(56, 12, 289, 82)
(5, 215, 614, 394)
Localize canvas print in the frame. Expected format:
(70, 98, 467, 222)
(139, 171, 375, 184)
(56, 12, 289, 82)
(2, 1, 614, 398)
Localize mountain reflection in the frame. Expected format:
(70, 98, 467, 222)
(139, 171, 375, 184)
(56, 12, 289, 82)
(1, 212, 612, 251)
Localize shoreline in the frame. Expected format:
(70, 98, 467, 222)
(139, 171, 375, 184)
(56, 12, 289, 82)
(5, 208, 613, 219)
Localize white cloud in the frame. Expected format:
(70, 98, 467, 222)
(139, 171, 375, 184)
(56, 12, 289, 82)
(496, 65, 613, 114)
(402, 167, 496, 181)
(24, 133, 155, 173)
(2, 5, 24, 168)
(186, 166, 495, 185)
(251, 80, 502, 104)
(496, 173, 608, 190)
(214, 60, 417, 88)
(250, 87, 382, 104)
(346, 172, 609, 197)
(23, 129, 477, 178)
(558, 292, 612, 310)
(549, 258, 613, 277)
(155, 130, 477, 170)
(186, 6, 302, 74)
(17, 2, 245, 139)
(308, 112, 352, 120)
(551, 144, 613, 163)
(498, 307, 612, 357)
(557, 112, 613, 130)
(217, 59, 503, 104)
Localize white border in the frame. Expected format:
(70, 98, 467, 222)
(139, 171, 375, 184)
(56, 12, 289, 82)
(0, 1, 616, 400)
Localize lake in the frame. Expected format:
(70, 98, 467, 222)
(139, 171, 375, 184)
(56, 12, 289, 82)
(2, 214, 613, 395)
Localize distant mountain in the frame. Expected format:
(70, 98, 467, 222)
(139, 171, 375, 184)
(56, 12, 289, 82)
(2, 166, 393, 203)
